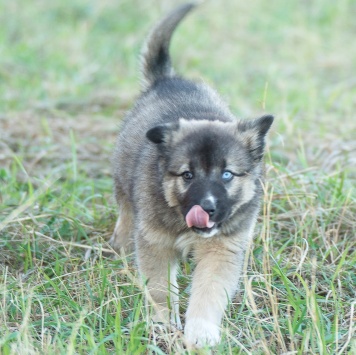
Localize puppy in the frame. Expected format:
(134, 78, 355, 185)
(110, 3, 273, 347)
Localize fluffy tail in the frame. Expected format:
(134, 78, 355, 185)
(140, 3, 197, 89)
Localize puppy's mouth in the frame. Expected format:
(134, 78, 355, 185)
(185, 205, 215, 229)
(185, 205, 219, 237)
(192, 225, 219, 238)
(192, 225, 215, 233)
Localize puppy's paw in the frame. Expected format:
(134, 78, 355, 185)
(184, 318, 220, 348)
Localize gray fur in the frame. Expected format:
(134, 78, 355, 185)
(140, 3, 196, 89)
(111, 3, 273, 348)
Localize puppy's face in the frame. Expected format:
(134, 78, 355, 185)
(147, 116, 273, 237)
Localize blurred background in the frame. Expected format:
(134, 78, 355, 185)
(0, 1, 355, 353)
(1, 0, 356, 171)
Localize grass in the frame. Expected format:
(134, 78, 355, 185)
(0, 0, 355, 353)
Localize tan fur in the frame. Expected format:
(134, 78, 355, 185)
(110, 3, 273, 348)
(109, 193, 134, 254)
(184, 237, 245, 346)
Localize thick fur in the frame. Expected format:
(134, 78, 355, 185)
(111, 3, 274, 347)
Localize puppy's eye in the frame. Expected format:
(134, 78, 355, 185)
(222, 171, 233, 182)
(182, 171, 193, 181)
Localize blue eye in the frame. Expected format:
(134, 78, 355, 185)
(222, 171, 233, 181)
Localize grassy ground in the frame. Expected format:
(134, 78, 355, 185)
(1, 0, 355, 354)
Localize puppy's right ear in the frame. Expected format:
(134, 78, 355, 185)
(146, 122, 179, 144)
(237, 115, 274, 161)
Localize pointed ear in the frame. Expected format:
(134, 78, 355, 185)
(146, 122, 179, 144)
(237, 115, 274, 161)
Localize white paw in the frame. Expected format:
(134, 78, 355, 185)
(184, 318, 220, 348)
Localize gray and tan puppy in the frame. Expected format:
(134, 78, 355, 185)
(111, 3, 273, 347)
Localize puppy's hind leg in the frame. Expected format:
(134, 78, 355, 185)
(109, 194, 134, 255)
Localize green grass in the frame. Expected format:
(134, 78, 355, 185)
(1, 0, 355, 354)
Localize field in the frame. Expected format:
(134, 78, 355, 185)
(0, 0, 355, 354)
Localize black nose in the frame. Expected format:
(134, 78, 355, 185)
(201, 198, 216, 217)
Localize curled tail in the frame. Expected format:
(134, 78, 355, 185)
(140, 3, 197, 89)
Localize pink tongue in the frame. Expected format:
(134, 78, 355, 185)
(185, 205, 215, 229)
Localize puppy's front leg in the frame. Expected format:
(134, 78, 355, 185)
(135, 237, 181, 328)
(184, 238, 244, 347)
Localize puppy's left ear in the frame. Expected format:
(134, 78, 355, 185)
(146, 122, 179, 145)
(237, 115, 274, 161)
